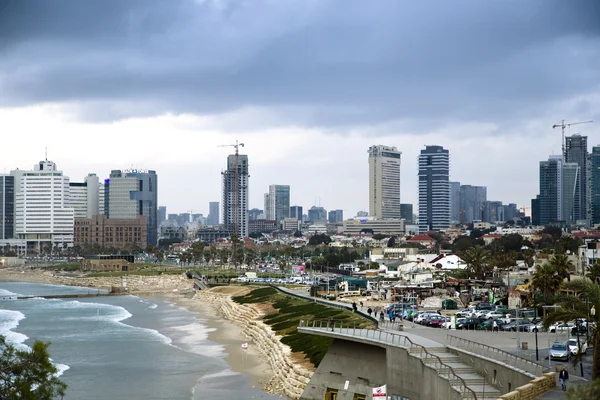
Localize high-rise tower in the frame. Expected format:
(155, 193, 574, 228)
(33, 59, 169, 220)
(418, 145, 450, 232)
(564, 134, 589, 222)
(222, 154, 249, 237)
(267, 185, 290, 223)
(368, 145, 401, 219)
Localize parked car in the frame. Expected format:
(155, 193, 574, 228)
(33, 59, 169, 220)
(443, 318, 466, 330)
(475, 302, 493, 311)
(415, 311, 440, 324)
(428, 316, 449, 328)
(420, 313, 442, 325)
(457, 317, 482, 330)
(479, 319, 505, 331)
(485, 311, 505, 320)
(455, 308, 474, 318)
(549, 322, 575, 333)
(474, 309, 491, 318)
(549, 342, 570, 361)
(503, 320, 534, 332)
(566, 339, 588, 355)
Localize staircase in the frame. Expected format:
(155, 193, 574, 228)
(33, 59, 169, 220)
(408, 347, 502, 399)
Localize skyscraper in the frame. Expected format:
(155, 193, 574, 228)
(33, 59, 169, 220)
(591, 146, 600, 224)
(0, 175, 15, 240)
(459, 185, 487, 223)
(449, 181, 461, 223)
(328, 209, 344, 223)
(564, 134, 589, 222)
(418, 145, 450, 232)
(267, 185, 290, 223)
(400, 203, 413, 223)
(538, 156, 579, 225)
(107, 169, 158, 245)
(368, 145, 401, 219)
(207, 202, 219, 225)
(290, 205, 303, 221)
(12, 160, 75, 247)
(264, 193, 272, 220)
(158, 206, 167, 226)
(69, 173, 100, 219)
(222, 154, 249, 237)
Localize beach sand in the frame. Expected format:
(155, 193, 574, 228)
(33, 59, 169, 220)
(167, 293, 276, 390)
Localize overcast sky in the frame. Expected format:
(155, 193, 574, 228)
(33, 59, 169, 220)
(1, 0, 599, 217)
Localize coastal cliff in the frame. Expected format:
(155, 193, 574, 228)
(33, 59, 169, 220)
(194, 287, 314, 399)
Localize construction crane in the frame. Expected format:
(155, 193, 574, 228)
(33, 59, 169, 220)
(218, 141, 245, 239)
(552, 119, 593, 159)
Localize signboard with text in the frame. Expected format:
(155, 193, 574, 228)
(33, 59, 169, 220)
(373, 384, 387, 397)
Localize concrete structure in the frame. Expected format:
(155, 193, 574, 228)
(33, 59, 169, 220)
(12, 160, 75, 249)
(106, 169, 158, 245)
(248, 219, 277, 234)
(565, 134, 589, 223)
(222, 154, 249, 237)
(74, 215, 147, 250)
(81, 254, 135, 272)
(0, 175, 15, 240)
(281, 217, 300, 232)
(368, 145, 402, 219)
(298, 321, 547, 400)
(418, 145, 450, 232)
(158, 206, 167, 226)
(339, 218, 405, 235)
(267, 184, 290, 223)
(459, 185, 487, 223)
(69, 173, 100, 219)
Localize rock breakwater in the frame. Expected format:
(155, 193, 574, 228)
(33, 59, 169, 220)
(194, 288, 314, 399)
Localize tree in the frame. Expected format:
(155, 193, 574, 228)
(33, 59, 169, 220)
(548, 253, 574, 280)
(293, 230, 303, 238)
(542, 279, 600, 379)
(462, 246, 491, 280)
(452, 236, 474, 254)
(0, 335, 67, 399)
(567, 378, 600, 399)
(586, 261, 600, 285)
(387, 236, 396, 248)
(360, 228, 374, 235)
(308, 234, 331, 246)
(532, 264, 562, 305)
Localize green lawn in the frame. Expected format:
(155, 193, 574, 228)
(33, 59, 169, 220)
(232, 287, 374, 366)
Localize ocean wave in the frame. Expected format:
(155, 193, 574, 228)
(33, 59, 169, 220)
(149, 304, 158, 309)
(169, 322, 224, 358)
(0, 288, 19, 298)
(200, 368, 241, 380)
(55, 363, 70, 378)
(0, 309, 28, 348)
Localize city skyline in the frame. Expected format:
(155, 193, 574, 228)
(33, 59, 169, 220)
(1, 1, 599, 218)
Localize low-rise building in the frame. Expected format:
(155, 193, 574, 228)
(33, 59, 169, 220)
(281, 218, 300, 232)
(81, 254, 136, 272)
(74, 215, 147, 249)
(249, 219, 278, 234)
(339, 218, 405, 235)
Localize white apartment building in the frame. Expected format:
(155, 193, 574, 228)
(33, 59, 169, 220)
(339, 218, 405, 235)
(12, 160, 74, 247)
(69, 173, 99, 219)
(368, 145, 402, 219)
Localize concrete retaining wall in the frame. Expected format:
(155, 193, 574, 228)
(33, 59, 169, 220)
(499, 373, 556, 400)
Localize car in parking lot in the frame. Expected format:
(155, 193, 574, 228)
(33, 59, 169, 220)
(443, 317, 466, 329)
(548, 322, 575, 333)
(455, 308, 474, 318)
(566, 338, 588, 355)
(479, 318, 506, 331)
(457, 317, 482, 330)
(502, 320, 534, 332)
(549, 342, 570, 361)
(427, 315, 448, 328)
(415, 311, 440, 324)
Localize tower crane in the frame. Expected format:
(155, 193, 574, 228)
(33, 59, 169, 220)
(217, 141, 245, 240)
(552, 119, 593, 160)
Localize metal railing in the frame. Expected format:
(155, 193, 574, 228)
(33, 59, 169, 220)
(299, 319, 478, 400)
(446, 335, 547, 377)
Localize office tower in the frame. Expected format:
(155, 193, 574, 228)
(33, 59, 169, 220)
(0, 175, 15, 240)
(290, 205, 303, 221)
(565, 134, 589, 222)
(158, 206, 167, 226)
(418, 145, 450, 232)
(368, 145, 401, 219)
(222, 154, 249, 237)
(400, 203, 413, 223)
(207, 202, 220, 225)
(98, 182, 106, 216)
(356, 211, 368, 218)
(268, 185, 290, 223)
(591, 146, 600, 224)
(459, 185, 487, 223)
(308, 206, 327, 223)
(248, 208, 263, 221)
(107, 169, 158, 245)
(12, 160, 75, 247)
(264, 193, 272, 220)
(531, 197, 541, 226)
(483, 200, 504, 223)
(69, 173, 100, 219)
(538, 156, 579, 225)
(503, 204, 518, 222)
(328, 209, 344, 224)
(449, 181, 461, 223)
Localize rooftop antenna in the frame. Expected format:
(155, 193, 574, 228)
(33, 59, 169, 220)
(45, 146, 48, 161)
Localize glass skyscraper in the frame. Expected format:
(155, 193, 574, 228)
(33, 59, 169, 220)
(418, 145, 450, 232)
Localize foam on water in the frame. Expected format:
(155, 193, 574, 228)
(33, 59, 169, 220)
(169, 322, 225, 358)
(149, 304, 158, 309)
(0, 309, 28, 348)
(0, 288, 19, 297)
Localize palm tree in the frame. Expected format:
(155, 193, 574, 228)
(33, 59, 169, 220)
(586, 261, 600, 285)
(462, 246, 491, 280)
(522, 248, 536, 269)
(549, 253, 575, 280)
(532, 264, 562, 305)
(542, 279, 600, 379)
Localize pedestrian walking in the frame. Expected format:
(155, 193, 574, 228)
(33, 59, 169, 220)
(329, 318, 335, 332)
(367, 307, 373, 316)
(379, 312, 384, 322)
(352, 302, 357, 313)
(559, 368, 569, 391)
(388, 311, 394, 322)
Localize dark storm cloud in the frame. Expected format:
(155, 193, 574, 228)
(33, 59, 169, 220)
(0, 0, 599, 128)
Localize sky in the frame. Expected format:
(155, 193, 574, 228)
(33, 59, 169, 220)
(1, 0, 599, 217)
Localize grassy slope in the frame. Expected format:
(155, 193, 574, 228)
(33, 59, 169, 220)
(232, 287, 374, 366)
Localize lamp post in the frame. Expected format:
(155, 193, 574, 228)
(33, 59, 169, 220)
(534, 299, 539, 362)
(576, 319, 584, 377)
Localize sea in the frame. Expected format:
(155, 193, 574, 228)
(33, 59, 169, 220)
(0, 281, 282, 400)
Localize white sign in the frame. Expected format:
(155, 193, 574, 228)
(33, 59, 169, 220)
(372, 384, 387, 397)
(241, 343, 248, 351)
(344, 380, 349, 390)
